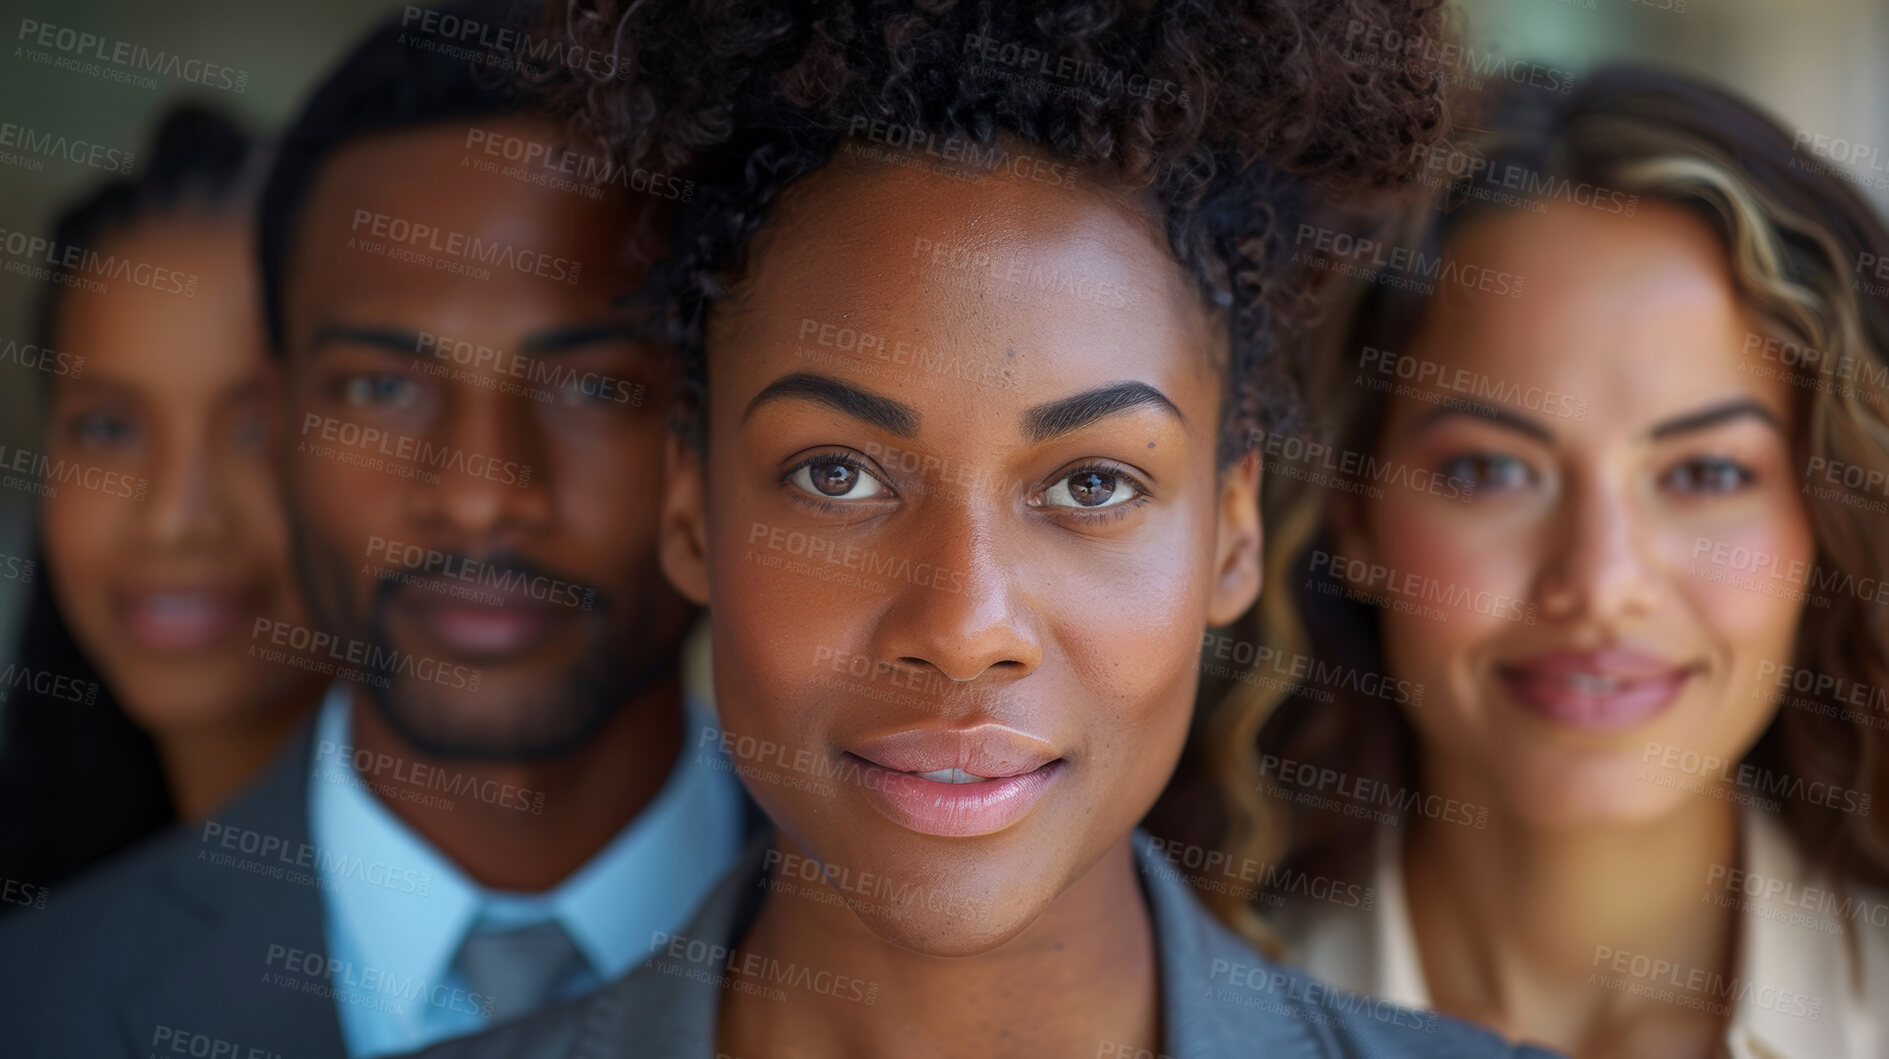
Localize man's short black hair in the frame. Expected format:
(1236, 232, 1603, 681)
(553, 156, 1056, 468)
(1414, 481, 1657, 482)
(256, 0, 542, 356)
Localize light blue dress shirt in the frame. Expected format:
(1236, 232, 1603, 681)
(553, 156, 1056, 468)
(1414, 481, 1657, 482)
(306, 672, 748, 1058)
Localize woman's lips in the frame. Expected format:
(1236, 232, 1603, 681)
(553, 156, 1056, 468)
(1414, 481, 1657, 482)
(1496, 648, 1699, 730)
(117, 589, 243, 652)
(844, 724, 1064, 837)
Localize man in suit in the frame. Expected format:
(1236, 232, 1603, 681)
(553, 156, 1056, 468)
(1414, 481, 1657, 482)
(0, 4, 750, 1056)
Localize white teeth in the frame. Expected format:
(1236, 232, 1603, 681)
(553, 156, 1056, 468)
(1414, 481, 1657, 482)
(1567, 673, 1624, 693)
(916, 768, 989, 784)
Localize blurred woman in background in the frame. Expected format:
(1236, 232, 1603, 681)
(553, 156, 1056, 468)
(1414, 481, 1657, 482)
(1208, 67, 1889, 1058)
(0, 104, 323, 890)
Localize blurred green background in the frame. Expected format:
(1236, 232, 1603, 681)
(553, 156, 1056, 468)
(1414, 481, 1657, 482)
(1, 0, 1885, 671)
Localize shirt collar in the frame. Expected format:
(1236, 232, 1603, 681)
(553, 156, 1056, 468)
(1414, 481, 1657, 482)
(307, 677, 750, 992)
(308, 684, 482, 1000)
(1361, 809, 1869, 1059)
(1721, 807, 1856, 1059)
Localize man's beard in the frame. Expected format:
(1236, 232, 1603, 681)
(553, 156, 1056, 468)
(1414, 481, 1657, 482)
(293, 529, 675, 761)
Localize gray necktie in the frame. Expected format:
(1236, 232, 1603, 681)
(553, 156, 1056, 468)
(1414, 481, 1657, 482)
(452, 918, 594, 1024)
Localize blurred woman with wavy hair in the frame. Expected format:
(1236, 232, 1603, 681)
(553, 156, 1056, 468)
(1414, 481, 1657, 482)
(1207, 66, 1889, 1059)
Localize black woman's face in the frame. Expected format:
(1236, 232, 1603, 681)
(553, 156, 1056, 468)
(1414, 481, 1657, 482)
(661, 150, 1263, 954)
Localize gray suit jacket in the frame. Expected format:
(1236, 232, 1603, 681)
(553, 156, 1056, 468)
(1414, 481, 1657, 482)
(408, 833, 1565, 1059)
(0, 722, 347, 1059)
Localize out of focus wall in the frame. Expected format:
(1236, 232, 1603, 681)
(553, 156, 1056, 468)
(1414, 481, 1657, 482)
(1456, 0, 1889, 216)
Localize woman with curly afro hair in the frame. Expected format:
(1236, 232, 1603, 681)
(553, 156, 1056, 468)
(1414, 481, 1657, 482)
(409, 1, 1561, 1056)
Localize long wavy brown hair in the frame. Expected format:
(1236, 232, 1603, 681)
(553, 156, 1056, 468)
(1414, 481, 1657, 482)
(1204, 65, 1889, 953)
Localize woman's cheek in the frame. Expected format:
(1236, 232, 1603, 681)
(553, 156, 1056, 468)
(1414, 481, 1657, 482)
(41, 474, 123, 617)
(1374, 489, 1533, 626)
(1660, 502, 1813, 671)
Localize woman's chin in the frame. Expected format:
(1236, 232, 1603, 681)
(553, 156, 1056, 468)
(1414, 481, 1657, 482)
(1495, 756, 1695, 830)
(847, 900, 1044, 958)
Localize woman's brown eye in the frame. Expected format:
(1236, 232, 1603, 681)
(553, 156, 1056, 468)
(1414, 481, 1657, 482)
(1043, 468, 1139, 509)
(788, 457, 886, 500)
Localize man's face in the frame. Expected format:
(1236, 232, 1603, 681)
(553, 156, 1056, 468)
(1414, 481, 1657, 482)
(279, 117, 693, 758)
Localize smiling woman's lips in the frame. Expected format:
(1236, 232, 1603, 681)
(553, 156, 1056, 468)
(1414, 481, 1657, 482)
(117, 588, 243, 652)
(1496, 649, 1697, 730)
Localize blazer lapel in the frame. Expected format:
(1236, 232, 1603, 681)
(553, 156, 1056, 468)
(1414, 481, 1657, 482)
(115, 721, 350, 1058)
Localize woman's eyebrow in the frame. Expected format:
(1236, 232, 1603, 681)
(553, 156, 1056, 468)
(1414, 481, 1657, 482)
(742, 371, 920, 437)
(1021, 381, 1182, 443)
(1415, 400, 1554, 443)
(309, 322, 422, 357)
(1646, 397, 1781, 440)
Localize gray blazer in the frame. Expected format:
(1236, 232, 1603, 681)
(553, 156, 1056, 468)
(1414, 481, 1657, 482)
(0, 723, 348, 1058)
(408, 834, 1565, 1059)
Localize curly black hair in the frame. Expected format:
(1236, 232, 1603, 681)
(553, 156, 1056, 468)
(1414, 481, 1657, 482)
(529, 0, 1457, 461)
